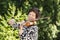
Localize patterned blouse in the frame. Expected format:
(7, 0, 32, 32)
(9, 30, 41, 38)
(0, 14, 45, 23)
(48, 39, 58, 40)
(12, 21, 38, 40)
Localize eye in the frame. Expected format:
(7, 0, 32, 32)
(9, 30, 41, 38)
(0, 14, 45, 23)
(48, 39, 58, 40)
(28, 13, 31, 16)
(32, 14, 35, 16)
(30, 14, 32, 15)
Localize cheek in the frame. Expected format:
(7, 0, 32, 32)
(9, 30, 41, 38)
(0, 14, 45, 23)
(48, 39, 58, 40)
(33, 16, 36, 19)
(29, 15, 35, 19)
(33, 15, 36, 18)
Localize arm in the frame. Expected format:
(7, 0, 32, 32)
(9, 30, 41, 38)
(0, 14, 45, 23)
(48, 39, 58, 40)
(19, 26, 27, 37)
(30, 26, 38, 40)
(8, 19, 25, 29)
(19, 25, 24, 35)
(33, 26, 38, 40)
(8, 19, 26, 35)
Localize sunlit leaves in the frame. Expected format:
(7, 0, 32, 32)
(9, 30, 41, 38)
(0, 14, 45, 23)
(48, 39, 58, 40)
(0, 1, 27, 40)
(0, 0, 60, 40)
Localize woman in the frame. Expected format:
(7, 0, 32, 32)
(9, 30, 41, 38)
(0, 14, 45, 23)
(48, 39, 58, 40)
(8, 7, 40, 40)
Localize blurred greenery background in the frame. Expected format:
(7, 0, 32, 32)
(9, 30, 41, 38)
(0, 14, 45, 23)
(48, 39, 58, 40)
(0, 0, 60, 40)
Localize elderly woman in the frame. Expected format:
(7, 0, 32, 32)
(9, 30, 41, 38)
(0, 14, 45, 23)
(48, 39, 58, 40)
(8, 7, 40, 40)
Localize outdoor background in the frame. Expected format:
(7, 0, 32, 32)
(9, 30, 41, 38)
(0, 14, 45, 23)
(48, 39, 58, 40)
(0, 0, 60, 40)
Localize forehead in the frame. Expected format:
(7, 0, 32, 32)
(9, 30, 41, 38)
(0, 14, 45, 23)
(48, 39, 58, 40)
(29, 11, 36, 15)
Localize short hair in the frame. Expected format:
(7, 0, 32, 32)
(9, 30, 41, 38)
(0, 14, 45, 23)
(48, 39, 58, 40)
(28, 7, 41, 20)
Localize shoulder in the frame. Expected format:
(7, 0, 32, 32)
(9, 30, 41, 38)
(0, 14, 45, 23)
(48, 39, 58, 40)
(30, 25, 38, 31)
(32, 25, 38, 29)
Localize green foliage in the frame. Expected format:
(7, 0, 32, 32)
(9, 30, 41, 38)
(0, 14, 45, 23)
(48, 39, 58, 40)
(0, 1, 27, 40)
(0, 0, 60, 40)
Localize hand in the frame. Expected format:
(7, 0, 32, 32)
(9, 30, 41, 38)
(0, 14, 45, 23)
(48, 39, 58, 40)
(8, 19, 15, 25)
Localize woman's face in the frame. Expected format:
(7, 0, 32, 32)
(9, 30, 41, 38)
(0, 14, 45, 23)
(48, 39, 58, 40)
(28, 11, 36, 21)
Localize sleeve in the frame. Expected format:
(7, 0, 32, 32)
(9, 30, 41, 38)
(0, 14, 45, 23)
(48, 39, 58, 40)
(30, 26, 38, 40)
(11, 22, 21, 29)
(11, 20, 25, 29)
